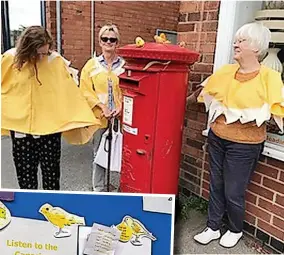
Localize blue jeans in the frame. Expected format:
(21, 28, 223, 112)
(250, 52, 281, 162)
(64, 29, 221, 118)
(207, 129, 264, 233)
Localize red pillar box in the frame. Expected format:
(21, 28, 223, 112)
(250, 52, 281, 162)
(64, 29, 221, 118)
(117, 42, 199, 195)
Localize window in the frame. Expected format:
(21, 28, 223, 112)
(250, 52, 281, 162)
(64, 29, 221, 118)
(156, 29, 178, 44)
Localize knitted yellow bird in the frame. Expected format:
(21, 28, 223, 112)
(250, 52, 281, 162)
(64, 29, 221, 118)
(154, 33, 171, 44)
(39, 203, 85, 238)
(135, 36, 145, 47)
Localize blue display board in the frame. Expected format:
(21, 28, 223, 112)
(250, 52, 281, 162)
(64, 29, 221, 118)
(0, 190, 174, 255)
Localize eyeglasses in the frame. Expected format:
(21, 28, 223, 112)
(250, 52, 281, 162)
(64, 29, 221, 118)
(101, 37, 118, 43)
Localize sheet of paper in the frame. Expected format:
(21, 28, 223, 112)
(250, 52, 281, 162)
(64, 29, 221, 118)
(78, 224, 152, 255)
(83, 223, 121, 255)
(0, 217, 78, 255)
(143, 196, 174, 214)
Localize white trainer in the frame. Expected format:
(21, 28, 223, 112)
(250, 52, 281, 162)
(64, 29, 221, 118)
(219, 230, 243, 248)
(194, 227, 221, 244)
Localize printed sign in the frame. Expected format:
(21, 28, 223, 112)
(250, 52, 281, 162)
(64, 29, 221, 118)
(123, 96, 134, 126)
(0, 191, 174, 255)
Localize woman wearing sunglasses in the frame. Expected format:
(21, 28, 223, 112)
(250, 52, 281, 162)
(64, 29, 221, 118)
(1, 26, 99, 190)
(80, 24, 125, 192)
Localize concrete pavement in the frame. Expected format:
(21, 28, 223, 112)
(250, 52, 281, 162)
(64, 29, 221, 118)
(1, 136, 262, 254)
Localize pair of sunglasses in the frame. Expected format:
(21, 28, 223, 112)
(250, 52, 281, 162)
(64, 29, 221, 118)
(101, 37, 118, 43)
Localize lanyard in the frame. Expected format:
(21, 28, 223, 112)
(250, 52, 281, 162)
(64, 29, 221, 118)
(107, 77, 114, 111)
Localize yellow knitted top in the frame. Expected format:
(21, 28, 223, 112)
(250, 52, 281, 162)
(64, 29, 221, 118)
(1, 48, 100, 144)
(198, 64, 284, 143)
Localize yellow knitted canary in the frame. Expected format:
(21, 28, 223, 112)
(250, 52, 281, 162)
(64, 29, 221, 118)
(135, 36, 145, 47)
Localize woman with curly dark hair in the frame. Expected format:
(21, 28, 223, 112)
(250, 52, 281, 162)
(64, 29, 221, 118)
(1, 26, 100, 190)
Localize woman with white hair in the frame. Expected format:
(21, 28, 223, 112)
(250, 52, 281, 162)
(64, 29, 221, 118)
(188, 22, 284, 248)
(80, 24, 125, 192)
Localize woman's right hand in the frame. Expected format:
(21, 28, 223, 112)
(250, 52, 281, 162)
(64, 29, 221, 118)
(98, 104, 113, 119)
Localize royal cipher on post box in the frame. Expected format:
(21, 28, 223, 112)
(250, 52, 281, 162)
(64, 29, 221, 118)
(117, 42, 199, 195)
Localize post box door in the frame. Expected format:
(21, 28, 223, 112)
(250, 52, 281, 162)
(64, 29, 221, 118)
(120, 73, 159, 193)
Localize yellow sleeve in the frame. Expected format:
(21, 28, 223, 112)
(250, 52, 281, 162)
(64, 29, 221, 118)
(268, 70, 284, 117)
(1, 52, 14, 85)
(196, 64, 237, 103)
(79, 60, 101, 109)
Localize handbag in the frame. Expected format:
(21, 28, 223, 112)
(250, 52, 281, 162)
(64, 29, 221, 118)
(94, 119, 123, 173)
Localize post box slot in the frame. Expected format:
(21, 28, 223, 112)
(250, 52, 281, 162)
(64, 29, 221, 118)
(120, 78, 140, 87)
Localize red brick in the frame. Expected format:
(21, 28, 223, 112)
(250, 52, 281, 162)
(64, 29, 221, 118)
(178, 23, 195, 32)
(250, 172, 262, 184)
(187, 12, 201, 21)
(258, 198, 284, 218)
(204, 1, 220, 11)
(197, 112, 207, 122)
(248, 182, 273, 200)
(245, 202, 271, 223)
(202, 180, 209, 191)
(184, 154, 203, 169)
(263, 177, 284, 194)
(203, 171, 210, 182)
(180, 1, 201, 12)
(276, 194, 284, 207)
(186, 128, 206, 143)
(200, 44, 216, 53)
(280, 171, 284, 182)
(207, 11, 219, 20)
(204, 162, 210, 171)
(202, 188, 209, 200)
(245, 191, 257, 204)
(267, 158, 284, 170)
(182, 144, 202, 158)
(202, 54, 214, 63)
(178, 33, 199, 43)
(255, 163, 279, 179)
(193, 63, 214, 73)
(245, 212, 256, 225)
(188, 120, 206, 131)
(206, 32, 217, 43)
(189, 73, 202, 83)
(202, 21, 218, 32)
(257, 219, 284, 241)
(273, 216, 284, 231)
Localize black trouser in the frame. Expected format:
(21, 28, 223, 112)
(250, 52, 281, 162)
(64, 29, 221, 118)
(11, 131, 61, 190)
(207, 129, 264, 233)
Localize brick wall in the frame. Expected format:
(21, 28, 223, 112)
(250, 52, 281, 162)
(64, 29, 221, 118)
(178, 0, 219, 196)
(45, 0, 284, 250)
(178, 0, 284, 249)
(45, 1, 180, 70)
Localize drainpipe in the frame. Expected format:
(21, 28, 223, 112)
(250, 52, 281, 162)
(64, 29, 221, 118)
(1, 1, 11, 52)
(56, 0, 61, 54)
(91, 0, 94, 57)
(40, 1, 46, 28)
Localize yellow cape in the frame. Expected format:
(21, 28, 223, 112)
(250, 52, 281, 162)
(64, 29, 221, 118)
(1, 48, 100, 144)
(198, 64, 284, 132)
